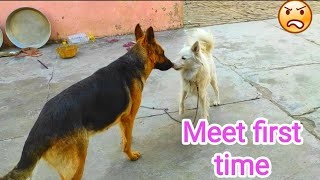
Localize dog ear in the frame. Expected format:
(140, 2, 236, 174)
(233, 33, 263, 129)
(191, 41, 200, 53)
(145, 26, 155, 44)
(135, 24, 144, 41)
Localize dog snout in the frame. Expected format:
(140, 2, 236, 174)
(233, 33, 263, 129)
(173, 64, 181, 70)
(154, 57, 173, 71)
(165, 57, 174, 67)
(173, 59, 184, 70)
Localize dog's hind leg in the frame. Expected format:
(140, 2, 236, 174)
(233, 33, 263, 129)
(210, 77, 220, 106)
(72, 140, 88, 180)
(43, 130, 88, 180)
(179, 90, 188, 115)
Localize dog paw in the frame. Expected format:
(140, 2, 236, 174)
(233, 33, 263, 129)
(213, 101, 220, 106)
(128, 151, 141, 161)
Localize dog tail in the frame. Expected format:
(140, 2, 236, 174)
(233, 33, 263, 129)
(1, 162, 36, 180)
(189, 29, 214, 54)
(1, 136, 47, 180)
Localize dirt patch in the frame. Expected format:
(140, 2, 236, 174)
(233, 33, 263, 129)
(184, 1, 320, 28)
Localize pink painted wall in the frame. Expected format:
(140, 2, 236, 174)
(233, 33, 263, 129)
(0, 1, 183, 47)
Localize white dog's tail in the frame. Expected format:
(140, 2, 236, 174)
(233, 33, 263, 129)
(188, 29, 214, 54)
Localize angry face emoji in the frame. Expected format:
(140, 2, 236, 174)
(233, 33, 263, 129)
(278, 0, 312, 33)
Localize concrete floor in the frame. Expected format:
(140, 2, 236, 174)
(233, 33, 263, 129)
(0, 16, 320, 179)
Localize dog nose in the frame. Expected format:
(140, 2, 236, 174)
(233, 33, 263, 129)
(173, 63, 181, 70)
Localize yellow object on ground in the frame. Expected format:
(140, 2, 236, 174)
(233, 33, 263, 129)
(88, 32, 95, 42)
(56, 43, 78, 59)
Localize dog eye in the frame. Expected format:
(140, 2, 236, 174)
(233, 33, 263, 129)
(182, 56, 186, 60)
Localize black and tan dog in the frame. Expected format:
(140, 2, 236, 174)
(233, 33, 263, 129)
(1, 24, 173, 180)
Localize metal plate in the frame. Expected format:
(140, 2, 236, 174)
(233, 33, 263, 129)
(5, 7, 51, 48)
(0, 28, 3, 48)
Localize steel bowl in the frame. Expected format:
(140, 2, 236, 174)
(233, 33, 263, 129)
(5, 7, 51, 48)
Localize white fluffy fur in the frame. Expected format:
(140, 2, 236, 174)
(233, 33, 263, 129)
(173, 29, 220, 119)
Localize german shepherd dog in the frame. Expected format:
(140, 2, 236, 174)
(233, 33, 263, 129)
(1, 24, 173, 180)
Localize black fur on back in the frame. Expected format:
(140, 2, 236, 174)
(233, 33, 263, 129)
(14, 48, 145, 173)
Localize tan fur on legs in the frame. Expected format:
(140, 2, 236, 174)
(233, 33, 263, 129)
(199, 90, 209, 119)
(43, 130, 88, 180)
(179, 90, 188, 115)
(72, 143, 87, 180)
(210, 76, 220, 106)
(119, 80, 142, 161)
(119, 118, 141, 161)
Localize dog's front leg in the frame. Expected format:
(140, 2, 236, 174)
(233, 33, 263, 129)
(179, 90, 188, 115)
(119, 117, 141, 161)
(119, 81, 142, 161)
(199, 91, 209, 119)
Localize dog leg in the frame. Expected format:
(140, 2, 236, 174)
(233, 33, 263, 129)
(119, 80, 142, 161)
(210, 77, 220, 106)
(120, 116, 141, 161)
(199, 91, 209, 119)
(72, 139, 88, 180)
(179, 90, 188, 115)
(43, 130, 88, 180)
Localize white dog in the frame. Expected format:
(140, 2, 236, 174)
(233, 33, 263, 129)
(173, 29, 220, 119)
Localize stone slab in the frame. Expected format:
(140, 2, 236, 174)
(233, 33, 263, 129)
(244, 64, 320, 116)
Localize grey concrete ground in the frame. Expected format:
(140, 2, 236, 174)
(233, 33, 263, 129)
(1, 16, 320, 179)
